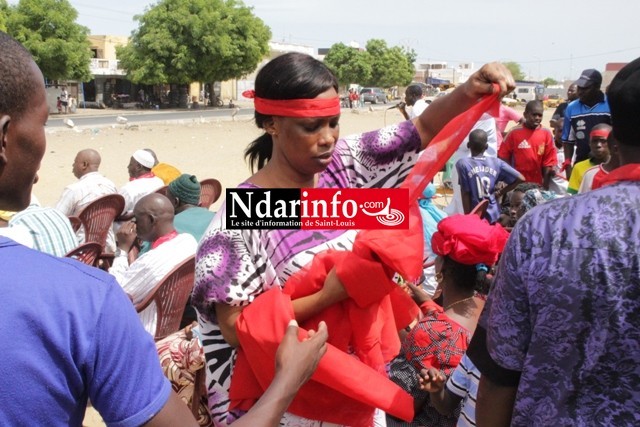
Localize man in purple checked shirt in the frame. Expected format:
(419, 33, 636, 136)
(467, 58, 640, 426)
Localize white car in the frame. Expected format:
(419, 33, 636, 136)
(501, 97, 519, 107)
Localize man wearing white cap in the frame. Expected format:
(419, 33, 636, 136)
(118, 149, 165, 215)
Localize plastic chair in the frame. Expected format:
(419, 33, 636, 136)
(199, 178, 222, 209)
(135, 255, 196, 341)
(78, 194, 125, 250)
(64, 242, 102, 267)
(68, 216, 83, 233)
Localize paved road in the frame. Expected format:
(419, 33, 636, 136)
(46, 107, 254, 128)
(45, 103, 399, 129)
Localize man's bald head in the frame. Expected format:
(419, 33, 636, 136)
(73, 149, 101, 178)
(133, 193, 175, 242)
(135, 193, 174, 221)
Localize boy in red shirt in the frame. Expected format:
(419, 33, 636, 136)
(498, 100, 556, 189)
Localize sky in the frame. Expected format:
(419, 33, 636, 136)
(45, 0, 640, 81)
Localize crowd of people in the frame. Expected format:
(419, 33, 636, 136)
(1, 28, 639, 427)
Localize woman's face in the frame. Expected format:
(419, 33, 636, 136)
(269, 88, 341, 179)
(509, 191, 526, 222)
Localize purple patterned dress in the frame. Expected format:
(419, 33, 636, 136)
(193, 121, 422, 426)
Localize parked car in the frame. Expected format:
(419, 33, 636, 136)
(360, 87, 387, 104)
(543, 94, 563, 108)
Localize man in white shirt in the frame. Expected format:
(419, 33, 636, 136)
(56, 149, 118, 250)
(118, 149, 164, 215)
(399, 84, 428, 120)
(110, 193, 197, 335)
(56, 149, 117, 216)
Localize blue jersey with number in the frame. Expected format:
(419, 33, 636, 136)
(456, 156, 521, 223)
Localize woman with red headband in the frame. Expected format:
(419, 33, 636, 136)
(387, 214, 509, 427)
(193, 52, 514, 426)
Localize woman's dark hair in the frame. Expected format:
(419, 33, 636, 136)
(244, 52, 339, 171)
(513, 182, 541, 195)
(442, 256, 491, 295)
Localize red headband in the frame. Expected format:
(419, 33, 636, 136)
(590, 128, 611, 139)
(242, 90, 340, 117)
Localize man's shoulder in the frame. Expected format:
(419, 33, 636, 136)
(11, 205, 65, 223)
(1, 237, 117, 292)
(519, 183, 640, 233)
(574, 158, 593, 171)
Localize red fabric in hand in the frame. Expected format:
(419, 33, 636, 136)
(231, 287, 415, 426)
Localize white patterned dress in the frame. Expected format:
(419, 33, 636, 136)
(193, 121, 422, 426)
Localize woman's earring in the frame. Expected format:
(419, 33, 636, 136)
(435, 272, 444, 284)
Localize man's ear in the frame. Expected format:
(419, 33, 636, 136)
(0, 115, 10, 170)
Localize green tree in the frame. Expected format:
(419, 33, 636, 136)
(542, 77, 559, 87)
(502, 61, 525, 81)
(0, 0, 9, 32)
(364, 39, 415, 88)
(117, 0, 271, 85)
(7, 0, 91, 81)
(323, 43, 372, 88)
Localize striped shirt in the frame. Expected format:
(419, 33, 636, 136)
(9, 205, 78, 257)
(55, 172, 118, 216)
(446, 354, 480, 427)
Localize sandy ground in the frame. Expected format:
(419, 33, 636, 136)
(39, 106, 413, 212)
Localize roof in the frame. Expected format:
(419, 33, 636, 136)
(605, 63, 627, 71)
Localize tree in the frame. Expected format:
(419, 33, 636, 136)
(542, 77, 559, 87)
(7, 0, 92, 81)
(323, 43, 372, 89)
(502, 61, 525, 81)
(364, 39, 415, 88)
(0, 0, 9, 32)
(117, 0, 271, 85)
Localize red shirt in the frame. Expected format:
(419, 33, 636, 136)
(591, 166, 610, 190)
(498, 125, 556, 185)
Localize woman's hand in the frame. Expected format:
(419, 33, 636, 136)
(418, 368, 446, 393)
(463, 62, 516, 100)
(405, 282, 432, 306)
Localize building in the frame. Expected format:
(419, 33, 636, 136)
(86, 35, 130, 105)
(414, 62, 477, 87)
(603, 63, 627, 90)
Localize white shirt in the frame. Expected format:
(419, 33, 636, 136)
(118, 176, 165, 214)
(409, 98, 428, 119)
(109, 233, 197, 335)
(56, 172, 118, 251)
(56, 172, 118, 216)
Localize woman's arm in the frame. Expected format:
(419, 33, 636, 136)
(292, 268, 348, 323)
(232, 321, 328, 427)
(215, 269, 347, 347)
(414, 63, 515, 150)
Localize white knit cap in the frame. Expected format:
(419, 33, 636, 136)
(132, 149, 155, 169)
